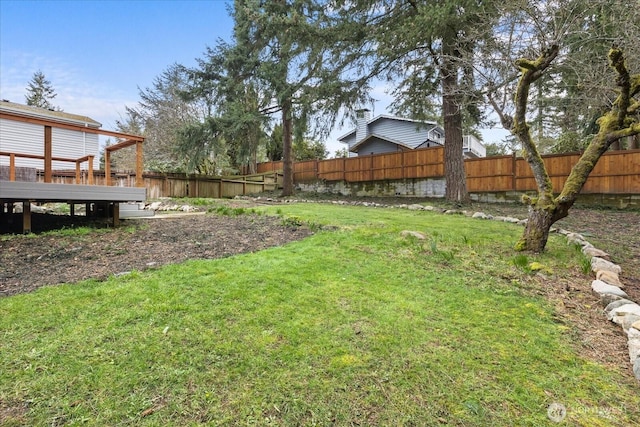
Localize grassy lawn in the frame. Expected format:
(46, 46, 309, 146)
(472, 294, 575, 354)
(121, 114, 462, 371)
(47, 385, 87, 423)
(1, 203, 638, 426)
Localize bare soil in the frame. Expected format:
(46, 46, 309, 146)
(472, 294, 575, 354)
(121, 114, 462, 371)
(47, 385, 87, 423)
(0, 212, 312, 297)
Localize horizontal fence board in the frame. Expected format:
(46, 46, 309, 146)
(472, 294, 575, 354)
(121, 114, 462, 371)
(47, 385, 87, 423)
(23, 170, 280, 199)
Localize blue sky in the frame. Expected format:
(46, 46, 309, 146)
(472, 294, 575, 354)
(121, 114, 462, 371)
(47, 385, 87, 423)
(1, 0, 507, 156)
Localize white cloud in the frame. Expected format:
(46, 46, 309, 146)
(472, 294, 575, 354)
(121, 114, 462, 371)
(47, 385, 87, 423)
(0, 50, 137, 131)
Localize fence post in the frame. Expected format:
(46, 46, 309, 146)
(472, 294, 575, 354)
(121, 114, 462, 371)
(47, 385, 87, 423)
(370, 155, 374, 181)
(315, 159, 319, 180)
(512, 152, 517, 191)
(9, 153, 15, 181)
(343, 157, 346, 181)
(87, 155, 94, 185)
(44, 125, 52, 183)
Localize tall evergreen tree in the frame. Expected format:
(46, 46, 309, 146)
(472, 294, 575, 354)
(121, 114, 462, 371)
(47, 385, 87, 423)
(25, 70, 59, 110)
(189, 0, 354, 193)
(330, 0, 498, 202)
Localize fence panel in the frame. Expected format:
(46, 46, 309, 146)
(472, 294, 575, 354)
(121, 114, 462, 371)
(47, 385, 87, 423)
(403, 147, 444, 178)
(318, 158, 346, 181)
(465, 155, 514, 192)
(294, 160, 318, 181)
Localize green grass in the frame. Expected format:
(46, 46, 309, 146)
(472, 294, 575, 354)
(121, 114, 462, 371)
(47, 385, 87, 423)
(1, 204, 638, 426)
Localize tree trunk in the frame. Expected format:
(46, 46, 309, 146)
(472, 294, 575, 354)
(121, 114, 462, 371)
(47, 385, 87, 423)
(281, 98, 294, 196)
(517, 201, 570, 252)
(441, 56, 469, 203)
(514, 47, 640, 252)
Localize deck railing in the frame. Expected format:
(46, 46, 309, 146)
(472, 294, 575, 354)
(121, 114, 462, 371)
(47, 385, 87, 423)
(0, 151, 95, 184)
(0, 109, 145, 188)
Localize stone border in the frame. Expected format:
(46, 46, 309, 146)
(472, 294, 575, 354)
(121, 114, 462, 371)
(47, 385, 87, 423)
(238, 195, 640, 380)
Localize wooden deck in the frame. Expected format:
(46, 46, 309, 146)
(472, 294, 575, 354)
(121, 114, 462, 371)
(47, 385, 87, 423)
(0, 181, 145, 202)
(1, 104, 147, 234)
(0, 181, 146, 233)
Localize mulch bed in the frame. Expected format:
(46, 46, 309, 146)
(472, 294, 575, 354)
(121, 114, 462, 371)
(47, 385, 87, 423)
(0, 213, 312, 297)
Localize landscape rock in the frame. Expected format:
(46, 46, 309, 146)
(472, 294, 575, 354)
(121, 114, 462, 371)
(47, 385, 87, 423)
(634, 357, 640, 380)
(472, 212, 489, 219)
(606, 303, 640, 325)
(628, 328, 640, 363)
(444, 209, 461, 215)
(591, 257, 622, 275)
(604, 299, 634, 313)
(596, 270, 623, 287)
(600, 293, 625, 307)
(566, 232, 588, 246)
(622, 315, 640, 333)
(591, 280, 628, 298)
(491, 215, 520, 223)
(408, 204, 424, 210)
(147, 201, 162, 210)
(582, 246, 610, 258)
(423, 205, 435, 211)
(400, 230, 426, 240)
(633, 320, 640, 331)
(517, 219, 528, 226)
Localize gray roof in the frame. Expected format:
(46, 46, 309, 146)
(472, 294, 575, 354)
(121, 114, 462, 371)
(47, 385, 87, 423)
(337, 114, 439, 141)
(0, 100, 102, 128)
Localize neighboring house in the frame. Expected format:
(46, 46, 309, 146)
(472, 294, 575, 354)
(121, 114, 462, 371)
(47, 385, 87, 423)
(337, 109, 486, 158)
(0, 100, 101, 170)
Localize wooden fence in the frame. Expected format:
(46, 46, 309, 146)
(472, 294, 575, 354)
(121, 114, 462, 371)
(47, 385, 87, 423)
(254, 147, 640, 194)
(43, 171, 281, 199)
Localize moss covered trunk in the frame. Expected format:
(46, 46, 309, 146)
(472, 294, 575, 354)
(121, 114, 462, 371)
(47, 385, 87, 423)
(507, 47, 639, 252)
(518, 199, 571, 253)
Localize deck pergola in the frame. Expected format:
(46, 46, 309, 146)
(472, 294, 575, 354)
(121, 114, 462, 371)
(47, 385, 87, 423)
(0, 110, 146, 233)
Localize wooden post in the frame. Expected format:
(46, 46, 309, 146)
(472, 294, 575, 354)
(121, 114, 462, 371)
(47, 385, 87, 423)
(105, 150, 111, 186)
(87, 155, 94, 185)
(512, 152, 517, 191)
(44, 126, 52, 183)
(70, 203, 75, 217)
(315, 159, 319, 180)
(9, 153, 15, 181)
(136, 141, 143, 187)
(219, 179, 222, 198)
(343, 157, 346, 181)
(75, 161, 81, 184)
(112, 203, 120, 227)
(22, 201, 31, 234)
(370, 155, 374, 181)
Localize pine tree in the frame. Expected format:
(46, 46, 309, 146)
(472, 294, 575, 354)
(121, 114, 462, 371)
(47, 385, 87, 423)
(25, 70, 59, 110)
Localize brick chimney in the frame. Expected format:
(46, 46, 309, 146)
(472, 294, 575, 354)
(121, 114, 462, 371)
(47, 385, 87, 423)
(355, 108, 371, 143)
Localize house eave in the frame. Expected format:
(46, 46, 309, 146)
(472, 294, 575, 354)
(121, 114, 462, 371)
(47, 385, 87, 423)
(349, 133, 414, 153)
(0, 101, 102, 129)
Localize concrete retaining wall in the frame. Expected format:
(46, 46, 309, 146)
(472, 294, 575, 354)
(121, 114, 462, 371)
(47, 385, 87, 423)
(295, 178, 640, 209)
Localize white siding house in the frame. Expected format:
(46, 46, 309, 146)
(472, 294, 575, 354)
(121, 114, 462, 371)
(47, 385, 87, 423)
(338, 109, 485, 158)
(0, 101, 101, 170)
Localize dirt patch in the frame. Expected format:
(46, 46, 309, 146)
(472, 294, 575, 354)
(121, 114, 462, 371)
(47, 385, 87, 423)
(0, 212, 312, 297)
